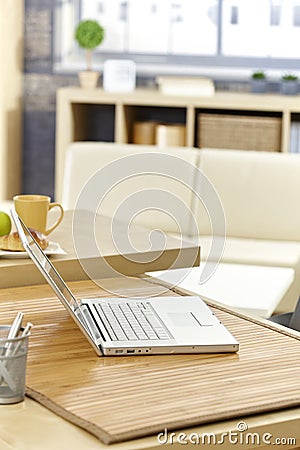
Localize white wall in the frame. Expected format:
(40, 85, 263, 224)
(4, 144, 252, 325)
(0, 0, 24, 200)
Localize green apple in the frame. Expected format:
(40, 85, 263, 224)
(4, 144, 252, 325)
(0, 211, 12, 236)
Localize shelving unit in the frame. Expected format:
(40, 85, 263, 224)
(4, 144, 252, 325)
(55, 87, 300, 201)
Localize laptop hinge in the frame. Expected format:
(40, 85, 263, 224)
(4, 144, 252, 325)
(74, 305, 104, 342)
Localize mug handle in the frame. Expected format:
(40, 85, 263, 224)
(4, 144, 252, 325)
(45, 203, 64, 236)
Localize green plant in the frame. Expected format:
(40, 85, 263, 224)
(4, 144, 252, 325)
(75, 20, 105, 71)
(251, 70, 266, 80)
(281, 73, 298, 81)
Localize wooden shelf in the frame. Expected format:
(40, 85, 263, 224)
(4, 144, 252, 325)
(55, 87, 300, 201)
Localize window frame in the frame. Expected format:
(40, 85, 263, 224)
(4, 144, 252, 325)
(53, 0, 300, 81)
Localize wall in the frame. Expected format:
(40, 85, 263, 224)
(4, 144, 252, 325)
(24, 0, 75, 199)
(0, 0, 23, 200)
(23, 0, 254, 200)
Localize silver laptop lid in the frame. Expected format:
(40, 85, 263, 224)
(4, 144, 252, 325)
(10, 208, 97, 346)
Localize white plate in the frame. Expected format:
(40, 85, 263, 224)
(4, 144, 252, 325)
(0, 241, 66, 259)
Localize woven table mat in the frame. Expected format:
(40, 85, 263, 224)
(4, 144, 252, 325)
(0, 277, 299, 445)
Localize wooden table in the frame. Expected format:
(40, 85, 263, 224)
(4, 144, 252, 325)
(0, 277, 299, 450)
(0, 210, 200, 288)
(0, 398, 299, 450)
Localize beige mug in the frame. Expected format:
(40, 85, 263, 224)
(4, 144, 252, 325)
(13, 194, 64, 236)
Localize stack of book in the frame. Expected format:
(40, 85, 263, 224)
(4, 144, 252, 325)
(289, 121, 300, 153)
(156, 76, 215, 97)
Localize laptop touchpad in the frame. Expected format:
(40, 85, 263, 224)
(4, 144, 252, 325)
(168, 312, 201, 327)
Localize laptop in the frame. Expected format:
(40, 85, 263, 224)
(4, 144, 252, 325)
(11, 209, 239, 356)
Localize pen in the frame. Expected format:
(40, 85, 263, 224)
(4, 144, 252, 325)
(21, 322, 33, 337)
(4, 312, 24, 356)
(10, 322, 33, 358)
(7, 312, 24, 341)
(0, 312, 25, 388)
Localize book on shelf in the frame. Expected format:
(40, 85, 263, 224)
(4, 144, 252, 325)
(156, 76, 215, 97)
(289, 121, 300, 153)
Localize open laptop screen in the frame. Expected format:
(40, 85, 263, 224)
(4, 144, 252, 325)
(11, 208, 103, 353)
(11, 208, 81, 314)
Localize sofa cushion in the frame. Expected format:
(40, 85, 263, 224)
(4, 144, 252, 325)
(199, 236, 300, 267)
(62, 142, 200, 235)
(196, 148, 300, 241)
(188, 235, 300, 313)
(147, 264, 294, 318)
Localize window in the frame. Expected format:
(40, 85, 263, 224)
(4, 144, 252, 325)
(54, 0, 300, 79)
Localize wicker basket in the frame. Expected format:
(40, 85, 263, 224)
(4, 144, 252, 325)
(198, 113, 281, 151)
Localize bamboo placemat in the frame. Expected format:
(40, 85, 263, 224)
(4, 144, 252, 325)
(0, 277, 299, 445)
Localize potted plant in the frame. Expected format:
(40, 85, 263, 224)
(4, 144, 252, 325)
(280, 73, 299, 95)
(75, 19, 105, 89)
(250, 70, 267, 93)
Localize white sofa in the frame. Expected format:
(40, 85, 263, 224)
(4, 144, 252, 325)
(194, 148, 300, 314)
(62, 142, 200, 236)
(61, 142, 300, 313)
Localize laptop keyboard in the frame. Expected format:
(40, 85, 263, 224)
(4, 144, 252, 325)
(94, 301, 172, 341)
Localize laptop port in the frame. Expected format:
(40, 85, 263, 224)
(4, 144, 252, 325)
(127, 349, 135, 353)
(115, 350, 123, 354)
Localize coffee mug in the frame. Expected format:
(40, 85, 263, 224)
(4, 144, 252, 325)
(13, 195, 64, 236)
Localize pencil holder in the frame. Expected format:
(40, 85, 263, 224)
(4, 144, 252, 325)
(0, 325, 30, 404)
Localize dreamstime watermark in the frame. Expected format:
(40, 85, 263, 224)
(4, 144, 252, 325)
(72, 152, 226, 295)
(157, 421, 297, 446)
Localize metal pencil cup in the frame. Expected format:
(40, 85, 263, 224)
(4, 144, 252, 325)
(0, 325, 30, 404)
